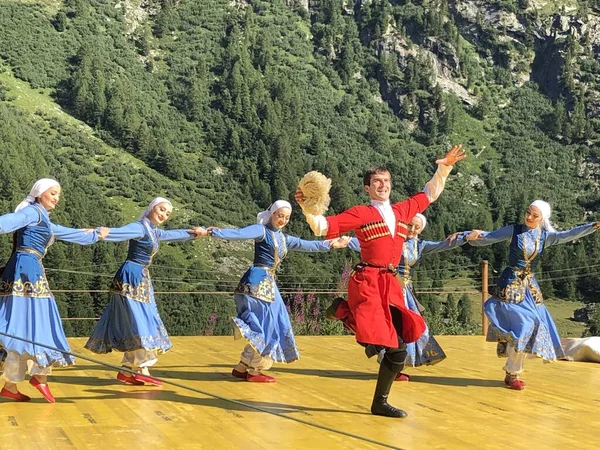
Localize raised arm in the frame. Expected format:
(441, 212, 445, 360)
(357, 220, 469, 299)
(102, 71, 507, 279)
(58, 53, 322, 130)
(545, 222, 599, 247)
(0, 206, 41, 234)
(285, 235, 331, 252)
(423, 144, 466, 203)
(466, 225, 514, 247)
(51, 223, 100, 245)
(101, 222, 146, 242)
(210, 224, 266, 241)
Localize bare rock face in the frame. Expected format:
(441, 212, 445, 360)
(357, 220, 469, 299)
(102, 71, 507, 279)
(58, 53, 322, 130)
(284, 0, 309, 11)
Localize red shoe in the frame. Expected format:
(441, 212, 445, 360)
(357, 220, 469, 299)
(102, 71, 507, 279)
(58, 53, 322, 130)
(117, 372, 144, 385)
(246, 373, 276, 383)
(134, 373, 163, 386)
(29, 377, 55, 403)
(0, 387, 31, 402)
(394, 372, 410, 382)
(232, 368, 247, 379)
(504, 374, 525, 390)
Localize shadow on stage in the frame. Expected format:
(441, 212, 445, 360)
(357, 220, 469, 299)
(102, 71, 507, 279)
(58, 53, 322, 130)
(53, 364, 500, 387)
(51, 384, 371, 416)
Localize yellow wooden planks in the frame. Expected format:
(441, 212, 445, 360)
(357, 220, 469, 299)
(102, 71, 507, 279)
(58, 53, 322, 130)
(0, 336, 598, 449)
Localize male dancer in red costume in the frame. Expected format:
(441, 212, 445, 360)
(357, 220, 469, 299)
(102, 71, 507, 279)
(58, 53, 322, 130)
(295, 145, 465, 418)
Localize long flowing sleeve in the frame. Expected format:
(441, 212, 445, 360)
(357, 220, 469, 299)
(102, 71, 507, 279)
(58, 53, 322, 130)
(545, 223, 598, 247)
(51, 224, 99, 245)
(304, 212, 329, 237)
(211, 224, 266, 241)
(0, 207, 41, 234)
(158, 228, 194, 242)
(423, 164, 453, 203)
(101, 222, 146, 242)
(467, 225, 514, 247)
(285, 235, 331, 252)
(420, 234, 468, 255)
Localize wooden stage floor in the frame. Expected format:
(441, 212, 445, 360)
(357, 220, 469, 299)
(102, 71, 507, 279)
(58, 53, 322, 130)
(1, 336, 599, 450)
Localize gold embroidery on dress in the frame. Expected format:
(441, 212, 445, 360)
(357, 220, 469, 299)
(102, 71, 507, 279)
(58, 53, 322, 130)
(235, 272, 276, 303)
(0, 278, 53, 298)
(111, 279, 152, 304)
(141, 219, 159, 265)
(495, 229, 544, 305)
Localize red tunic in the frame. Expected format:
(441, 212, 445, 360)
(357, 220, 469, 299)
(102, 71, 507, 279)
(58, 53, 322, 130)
(326, 192, 430, 347)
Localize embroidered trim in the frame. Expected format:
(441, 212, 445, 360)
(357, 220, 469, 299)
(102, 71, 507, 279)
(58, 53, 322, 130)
(235, 274, 276, 303)
(396, 220, 408, 239)
(16, 247, 44, 260)
(0, 277, 53, 298)
(110, 279, 153, 304)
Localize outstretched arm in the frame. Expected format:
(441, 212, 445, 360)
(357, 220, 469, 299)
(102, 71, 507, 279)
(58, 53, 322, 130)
(466, 225, 514, 247)
(52, 223, 100, 245)
(393, 145, 466, 221)
(423, 144, 466, 203)
(286, 235, 332, 252)
(545, 222, 600, 247)
(210, 224, 266, 241)
(420, 233, 468, 254)
(348, 237, 361, 252)
(0, 207, 41, 234)
(100, 222, 146, 242)
(158, 228, 196, 242)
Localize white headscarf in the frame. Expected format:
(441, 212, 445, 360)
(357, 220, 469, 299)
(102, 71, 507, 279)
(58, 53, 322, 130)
(15, 178, 60, 212)
(529, 200, 555, 232)
(257, 200, 292, 225)
(140, 197, 172, 220)
(414, 213, 427, 231)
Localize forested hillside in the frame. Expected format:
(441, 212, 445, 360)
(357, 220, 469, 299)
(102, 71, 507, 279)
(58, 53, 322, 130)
(1, 0, 600, 336)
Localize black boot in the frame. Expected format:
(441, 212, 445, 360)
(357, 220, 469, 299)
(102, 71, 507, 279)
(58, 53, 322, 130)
(370, 358, 407, 418)
(325, 297, 344, 320)
(364, 344, 385, 359)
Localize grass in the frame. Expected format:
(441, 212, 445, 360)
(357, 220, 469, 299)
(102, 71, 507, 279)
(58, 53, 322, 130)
(544, 298, 587, 338)
(0, 61, 195, 220)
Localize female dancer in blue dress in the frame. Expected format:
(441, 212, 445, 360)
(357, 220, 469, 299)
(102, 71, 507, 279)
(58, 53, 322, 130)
(85, 197, 202, 386)
(466, 200, 600, 390)
(200, 200, 346, 382)
(340, 214, 467, 380)
(0, 179, 108, 402)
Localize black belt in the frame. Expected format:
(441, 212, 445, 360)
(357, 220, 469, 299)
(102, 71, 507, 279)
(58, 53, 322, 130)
(354, 262, 398, 275)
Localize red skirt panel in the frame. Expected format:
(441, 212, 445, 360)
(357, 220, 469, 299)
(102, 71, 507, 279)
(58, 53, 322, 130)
(347, 267, 426, 347)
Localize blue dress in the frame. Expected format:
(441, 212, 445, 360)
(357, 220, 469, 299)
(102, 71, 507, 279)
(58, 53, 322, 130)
(469, 223, 597, 360)
(349, 235, 466, 366)
(211, 224, 331, 363)
(84, 219, 192, 354)
(0, 204, 100, 367)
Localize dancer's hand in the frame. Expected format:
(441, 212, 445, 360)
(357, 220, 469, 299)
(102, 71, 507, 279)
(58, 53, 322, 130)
(446, 232, 462, 244)
(205, 226, 220, 236)
(294, 187, 306, 207)
(190, 227, 209, 238)
(436, 144, 466, 166)
(97, 227, 110, 240)
(466, 230, 484, 241)
(328, 235, 352, 249)
(594, 221, 600, 229)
